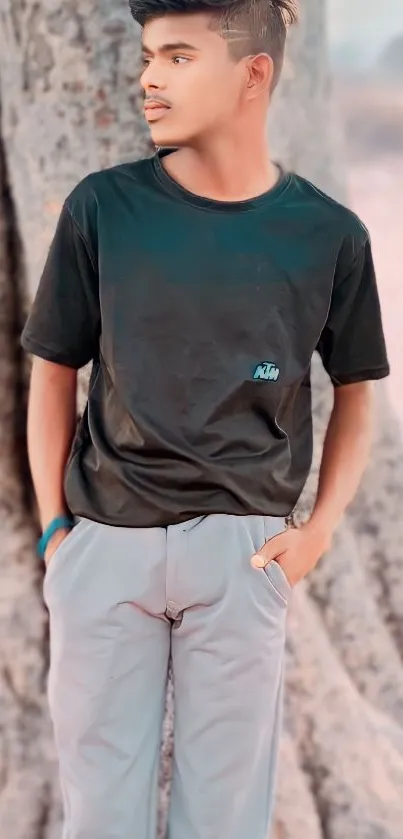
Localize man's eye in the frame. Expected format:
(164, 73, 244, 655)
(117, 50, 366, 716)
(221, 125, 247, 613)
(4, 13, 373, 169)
(172, 56, 189, 64)
(142, 57, 151, 67)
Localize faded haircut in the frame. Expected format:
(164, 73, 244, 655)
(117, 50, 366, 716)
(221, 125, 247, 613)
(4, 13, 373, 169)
(129, 0, 298, 89)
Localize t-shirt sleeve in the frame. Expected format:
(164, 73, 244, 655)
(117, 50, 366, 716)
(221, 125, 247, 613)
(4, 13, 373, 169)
(316, 234, 390, 386)
(21, 201, 100, 369)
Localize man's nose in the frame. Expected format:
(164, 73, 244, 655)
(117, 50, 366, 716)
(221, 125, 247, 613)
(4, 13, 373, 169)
(141, 63, 166, 92)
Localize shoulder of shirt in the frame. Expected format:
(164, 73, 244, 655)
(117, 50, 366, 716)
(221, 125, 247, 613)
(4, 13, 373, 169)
(64, 156, 153, 217)
(289, 172, 370, 250)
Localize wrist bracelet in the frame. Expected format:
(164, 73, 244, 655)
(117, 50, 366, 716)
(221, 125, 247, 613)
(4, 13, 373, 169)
(37, 515, 75, 560)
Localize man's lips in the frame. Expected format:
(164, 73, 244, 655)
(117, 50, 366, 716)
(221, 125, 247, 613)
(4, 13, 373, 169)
(144, 101, 171, 121)
(144, 101, 171, 111)
(144, 101, 169, 107)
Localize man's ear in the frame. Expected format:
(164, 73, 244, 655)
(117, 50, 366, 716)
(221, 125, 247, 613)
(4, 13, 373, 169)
(245, 53, 274, 96)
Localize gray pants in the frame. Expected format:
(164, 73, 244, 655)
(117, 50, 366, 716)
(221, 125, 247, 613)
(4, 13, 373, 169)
(44, 513, 291, 839)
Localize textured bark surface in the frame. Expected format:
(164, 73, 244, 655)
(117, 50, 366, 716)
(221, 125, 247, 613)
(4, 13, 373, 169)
(0, 2, 402, 837)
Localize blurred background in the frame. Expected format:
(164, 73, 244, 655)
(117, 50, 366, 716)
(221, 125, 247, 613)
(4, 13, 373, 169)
(329, 0, 403, 426)
(0, 1, 402, 838)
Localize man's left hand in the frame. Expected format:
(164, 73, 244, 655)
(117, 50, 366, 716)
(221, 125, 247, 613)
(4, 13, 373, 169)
(251, 520, 333, 587)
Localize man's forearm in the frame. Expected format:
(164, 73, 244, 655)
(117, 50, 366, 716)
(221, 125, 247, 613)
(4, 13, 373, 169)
(308, 381, 374, 535)
(27, 358, 78, 531)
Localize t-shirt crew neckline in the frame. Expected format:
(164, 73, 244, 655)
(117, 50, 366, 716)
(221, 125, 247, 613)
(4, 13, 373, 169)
(151, 148, 292, 213)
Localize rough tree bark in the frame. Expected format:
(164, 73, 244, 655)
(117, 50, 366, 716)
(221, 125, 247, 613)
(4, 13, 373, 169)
(0, 1, 402, 838)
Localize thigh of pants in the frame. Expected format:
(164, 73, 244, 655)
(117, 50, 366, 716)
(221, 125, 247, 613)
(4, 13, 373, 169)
(169, 513, 291, 839)
(44, 518, 171, 839)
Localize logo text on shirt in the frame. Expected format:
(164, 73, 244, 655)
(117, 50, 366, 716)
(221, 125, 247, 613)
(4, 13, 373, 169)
(253, 362, 280, 382)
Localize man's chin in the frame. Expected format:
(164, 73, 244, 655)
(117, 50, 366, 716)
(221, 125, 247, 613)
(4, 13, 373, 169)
(149, 126, 187, 149)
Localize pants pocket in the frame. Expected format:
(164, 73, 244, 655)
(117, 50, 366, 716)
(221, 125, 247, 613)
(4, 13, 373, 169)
(263, 561, 291, 607)
(43, 517, 89, 604)
(263, 516, 293, 607)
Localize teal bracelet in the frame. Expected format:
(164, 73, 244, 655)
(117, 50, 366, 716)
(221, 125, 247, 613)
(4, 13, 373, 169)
(37, 515, 75, 560)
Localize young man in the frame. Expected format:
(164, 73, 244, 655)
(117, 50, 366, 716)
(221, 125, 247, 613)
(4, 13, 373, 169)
(21, 1, 390, 837)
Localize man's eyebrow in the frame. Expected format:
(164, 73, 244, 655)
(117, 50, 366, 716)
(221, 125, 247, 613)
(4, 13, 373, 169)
(142, 41, 200, 55)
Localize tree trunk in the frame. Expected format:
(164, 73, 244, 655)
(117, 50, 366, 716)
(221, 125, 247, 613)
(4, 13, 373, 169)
(1, 2, 403, 837)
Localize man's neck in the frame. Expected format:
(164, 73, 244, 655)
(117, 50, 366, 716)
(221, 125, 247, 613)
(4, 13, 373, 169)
(160, 134, 279, 203)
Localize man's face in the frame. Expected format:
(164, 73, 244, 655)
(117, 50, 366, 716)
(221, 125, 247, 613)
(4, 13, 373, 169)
(141, 12, 248, 147)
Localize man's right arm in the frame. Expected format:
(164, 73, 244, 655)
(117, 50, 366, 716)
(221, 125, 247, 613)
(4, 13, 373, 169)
(21, 194, 100, 560)
(27, 357, 78, 560)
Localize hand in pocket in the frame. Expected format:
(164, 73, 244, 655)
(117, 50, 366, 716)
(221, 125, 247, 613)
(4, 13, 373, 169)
(250, 521, 333, 587)
(44, 527, 72, 569)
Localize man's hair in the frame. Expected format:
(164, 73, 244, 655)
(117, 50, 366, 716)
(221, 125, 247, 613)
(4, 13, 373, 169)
(129, 0, 298, 89)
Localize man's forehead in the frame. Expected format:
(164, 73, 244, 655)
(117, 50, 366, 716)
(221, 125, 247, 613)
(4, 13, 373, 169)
(143, 11, 211, 38)
(142, 13, 249, 50)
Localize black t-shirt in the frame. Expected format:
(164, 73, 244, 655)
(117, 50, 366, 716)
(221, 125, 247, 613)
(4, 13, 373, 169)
(21, 150, 390, 527)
